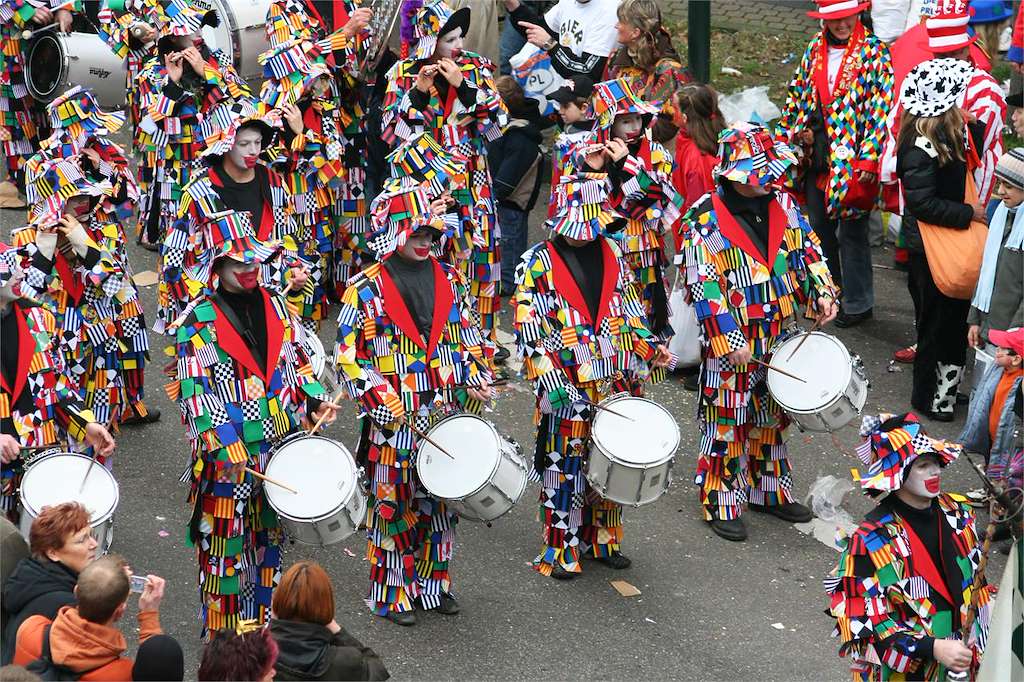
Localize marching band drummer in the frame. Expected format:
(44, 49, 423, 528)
(167, 210, 335, 639)
(512, 173, 673, 581)
(334, 177, 494, 626)
(827, 413, 993, 681)
(96, 0, 161, 135)
(0, 243, 115, 524)
(681, 123, 838, 543)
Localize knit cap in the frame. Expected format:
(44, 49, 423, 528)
(994, 148, 1024, 190)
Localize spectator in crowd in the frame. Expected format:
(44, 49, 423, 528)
(603, 0, 689, 144)
(871, 0, 916, 43)
(502, 0, 621, 82)
(1, 503, 97, 664)
(198, 627, 278, 682)
(449, 0, 500, 64)
(132, 635, 184, 681)
(490, 76, 544, 299)
(671, 83, 724, 235)
(0, 518, 29, 635)
(269, 561, 389, 681)
(969, 0, 1015, 66)
(12, 555, 165, 681)
(547, 75, 596, 217)
(896, 59, 987, 422)
(500, 1, 555, 74)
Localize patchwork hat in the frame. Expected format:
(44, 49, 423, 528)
(994, 148, 1024, 189)
(0, 243, 24, 291)
(900, 57, 973, 117)
(853, 413, 962, 494)
(45, 87, 125, 141)
(591, 78, 660, 143)
(367, 177, 448, 257)
(258, 39, 333, 108)
(155, 0, 218, 39)
(714, 122, 797, 187)
(988, 327, 1024, 356)
(184, 210, 282, 288)
(924, 0, 979, 53)
(28, 155, 114, 228)
(386, 132, 467, 196)
(544, 172, 618, 242)
(400, 0, 470, 61)
(199, 98, 281, 158)
(807, 0, 870, 20)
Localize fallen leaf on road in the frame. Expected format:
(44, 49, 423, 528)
(611, 580, 641, 597)
(133, 270, 159, 287)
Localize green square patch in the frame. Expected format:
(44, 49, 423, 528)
(242, 420, 263, 443)
(876, 563, 899, 587)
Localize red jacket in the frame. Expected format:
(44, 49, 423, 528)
(1010, 4, 1024, 64)
(672, 130, 718, 247)
(14, 606, 161, 680)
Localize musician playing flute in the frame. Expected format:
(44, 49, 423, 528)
(827, 413, 993, 681)
(334, 177, 493, 626)
(167, 210, 334, 639)
(0, 242, 115, 524)
(512, 172, 673, 580)
(680, 123, 838, 543)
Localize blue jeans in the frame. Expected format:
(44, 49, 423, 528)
(498, 205, 529, 294)
(500, 17, 527, 76)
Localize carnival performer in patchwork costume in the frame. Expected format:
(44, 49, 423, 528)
(161, 98, 308, 333)
(335, 177, 494, 626)
(513, 172, 673, 580)
(0, 0, 78, 194)
(577, 78, 682, 335)
(682, 124, 839, 542)
(97, 0, 162, 134)
(168, 210, 332, 638)
(778, 0, 894, 329)
(0, 243, 115, 522)
(135, 0, 250, 251)
(827, 413, 993, 681)
(383, 0, 506, 347)
(14, 156, 145, 448)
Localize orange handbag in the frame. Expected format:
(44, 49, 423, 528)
(917, 173, 988, 300)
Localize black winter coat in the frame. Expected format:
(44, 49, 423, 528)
(1, 557, 78, 664)
(270, 618, 389, 681)
(896, 121, 985, 254)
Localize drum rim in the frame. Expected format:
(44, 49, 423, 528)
(264, 434, 359, 521)
(417, 413, 503, 499)
(19, 452, 119, 522)
(591, 395, 679, 466)
(26, 33, 69, 101)
(767, 331, 854, 412)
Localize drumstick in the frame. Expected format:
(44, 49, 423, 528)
(750, 358, 807, 383)
(406, 422, 456, 460)
(244, 467, 298, 494)
(585, 400, 635, 421)
(78, 450, 100, 493)
(22, 22, 59, 39)
(786, 317, 823, 361)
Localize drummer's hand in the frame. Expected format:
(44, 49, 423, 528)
(310, 400, 340, 427)
(217, 461, 246, 482)
(54, 8, 72, 33)
(32, 6, 52, 25)
(281, 103, 303, 135)
(287, 266, 309, 292)
(934, 639, 973, 673)
(727, 347, 752, 366)
(81, 146, 103, 169)
(166, 52, 185, 82)
(342, 7, 373, 39)
(651, 344, 672, 369)
(467, 379, 492, 403)
(815, 296, 838, 325)
(0, 435, 20, 464)
(84, 423, 115, 458)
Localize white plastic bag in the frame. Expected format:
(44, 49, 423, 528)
(667, 276, 701, 368)
(717, 86, 782, 126)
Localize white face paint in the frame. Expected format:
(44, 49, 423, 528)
(903, 455, 942, 499)
(226, 127, 265, 173)
(434, 29, 464, 59)
(397, 230, 434, 262)
(217, 258, 260, 293)
(611, 112, 643, 143)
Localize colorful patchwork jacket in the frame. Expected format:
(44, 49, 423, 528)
(826, 494, 993, 681)
(334, 257, 493, 428)
(97, 0, 161, 96)
(167, 291, 325, 492)
(681, 189, 837, 358)
(513, 237, 665, 411)
(777, 25, 894, 219)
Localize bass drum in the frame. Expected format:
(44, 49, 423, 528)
(203, 0, 273, 84)
(25, 31, 127, 109)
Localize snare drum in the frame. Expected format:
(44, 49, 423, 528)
(264, 434, 365, 546)
(204, 0, 272, 83)
(767, 331, 868, 433)
(25, 32, 127, 108)
(417, 414, 528, 522)
(18, 452, 119, 552)
(586, 395, 678, 506)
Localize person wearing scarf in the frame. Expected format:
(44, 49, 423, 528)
(827, 413, 993, 681)
(778, 0, 894, 330)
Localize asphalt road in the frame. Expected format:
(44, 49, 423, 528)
(1, 195, 1007, 681)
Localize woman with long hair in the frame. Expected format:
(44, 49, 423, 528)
(672, 84, 725, 236)
(897, 59, 988, 421)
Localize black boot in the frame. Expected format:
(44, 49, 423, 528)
(748, 501, 814, 523)
(550, 565, 578, 580)
(380, 609, 416, 626)
(435, 593, 460, 615)
(593, 552, 632, 569)
(707, 517, 747, 542)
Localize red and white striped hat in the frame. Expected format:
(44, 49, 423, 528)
(806, 0, 870, 20)
(924, 0, 979, 52)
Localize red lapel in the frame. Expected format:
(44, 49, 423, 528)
(0, 304, 34, 402)
(813, 23, 865, 107)
(53, 252, 84, 304)
(442, 79, 458, 116)
(902, 516, 957, 607)
(211, 299, 263, 380)
(713, 193, 767, 267)
(547, 241, 617, 326)
(765, 200, 787, 269)
(596, 239, 618, 324)
(261, 289, 285, 381)
(379, 259, 428, 350)
(426, 261, 453, 357)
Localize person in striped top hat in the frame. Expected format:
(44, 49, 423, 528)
(826, 413, 992, 681)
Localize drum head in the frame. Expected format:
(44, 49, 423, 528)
(26, 34, 68, 102)
(20, 453, 118, 522)
(264, 436, 357, 520)
(591, 397, 679, 465)
(768, 332, 852, 412)
(417, 415, 498, 499)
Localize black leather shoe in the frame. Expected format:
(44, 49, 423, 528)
(682, 372, 699, 391)
(834, 309, 873, 328)
(493, 345, 511, 365)
(927, 410, 955, 423)
(121, 405, 161, 426)
(550, 565, 578, 580)
(707, 517, 747, 542)
(380, 609, 416, 626)
(435, 593, 460, 615)
(749, 501, 814, 523)
(594, 552, 632, 570)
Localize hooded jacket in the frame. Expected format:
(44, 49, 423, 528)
(270, 619, 389, 681)
(1, 557, 78, 664)
(13, 605, 161, 680)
